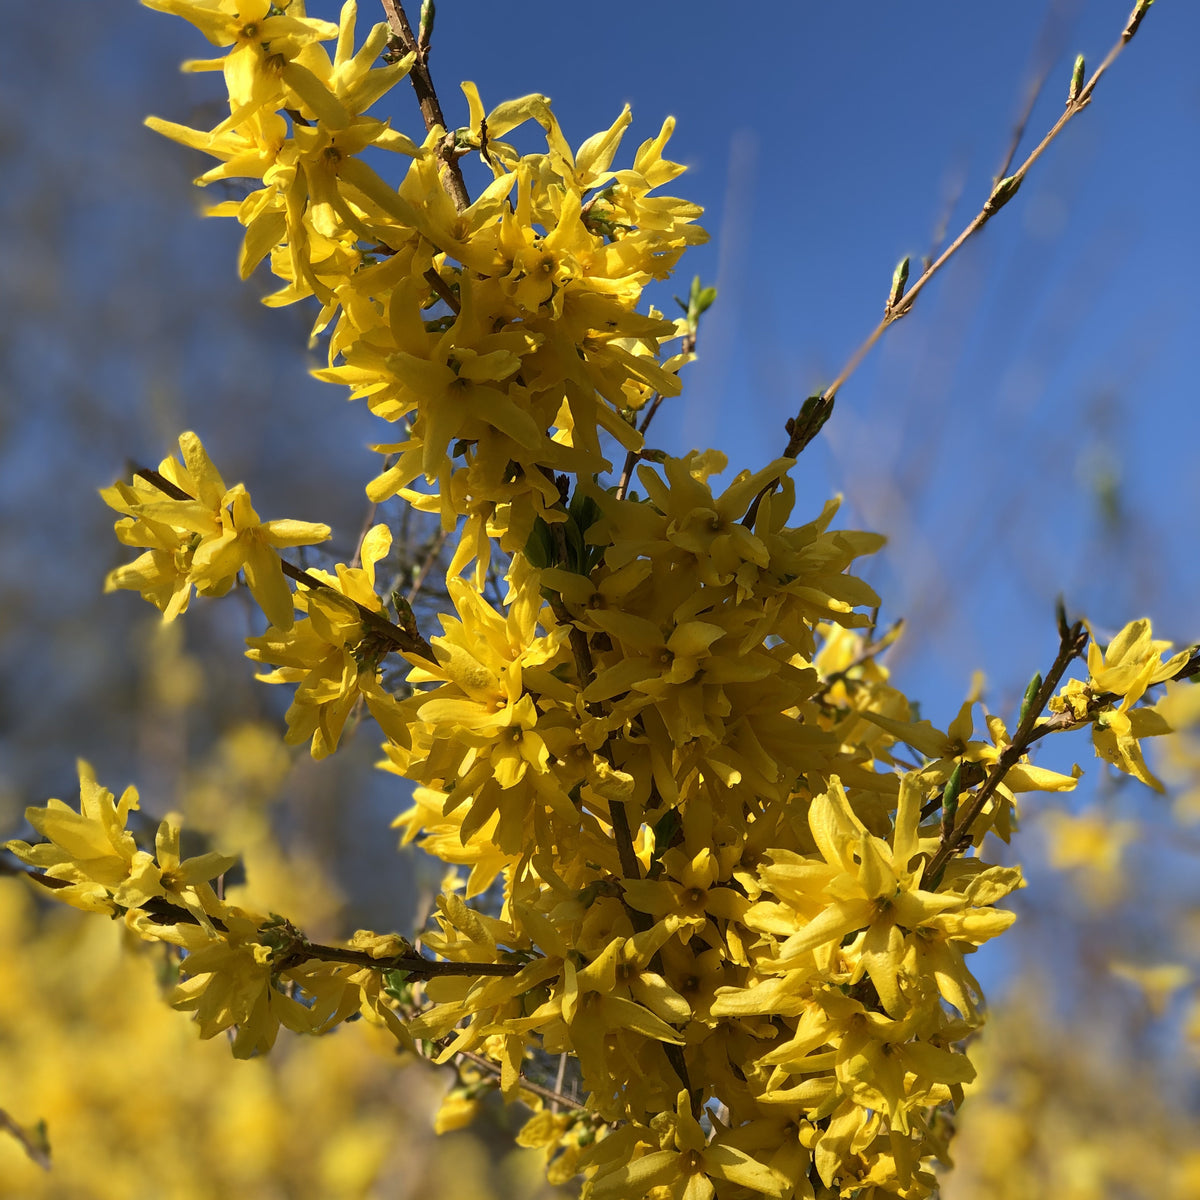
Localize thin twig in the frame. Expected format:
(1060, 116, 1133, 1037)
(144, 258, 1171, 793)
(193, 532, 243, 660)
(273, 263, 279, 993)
(455, 1049, 589, 1111)
(994, 56, 1053, 184)
(0, 1108, 50, 1171)
(553, 1053, 569, 1114)
(811, 3, 1151, 429)
(742, 0, 1157, 531)
(349, 497, 382, 570)
(379, 0, 471, 213)
(813, 620, 904, 702)
(406, 527, 450, 604)
(9, 867, 520, 979)
(423, 265, 461, 313)
(614, 327, 695, 501)
(281, 939, 523, 979)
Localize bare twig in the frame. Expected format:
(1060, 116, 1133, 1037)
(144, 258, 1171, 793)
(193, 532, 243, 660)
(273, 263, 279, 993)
(813, 620, 904, 702)
(349, 499, 382, 570)
(923, 634, 1199, 877)
(614, 325, 697, 502)
(278, 939, 523, 979)
(454, 1049, 589, 1111)
(379, 0, 471, 212)
(406, 527, 450, 604)
(423, 265, 461, 313)
(9, 867, 520, 979)
(0, 1108, 50, 1171)
(747, 0, 1157, 525)
(994, 56, 1053, 185)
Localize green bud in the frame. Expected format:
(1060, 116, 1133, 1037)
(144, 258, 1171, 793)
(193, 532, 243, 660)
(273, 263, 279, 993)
(791, 393, 834, 448)
(1068, 54, 1085, 104)
(682, 275, 717, 325)
(391, 591, 416, 634)
(383, 968, 413, 1001)
(887, 256, 910, 314)
(1019, 671, 1043, 728)
(940, 762, 963, 841)
(653, 807, 681, 849)
(1125, 0, 1153, 41)
(419, 0, 436, 46)
(984, 175, 1022, 215)
(524, 516, 557, 569)
(692, 280, 717, 319)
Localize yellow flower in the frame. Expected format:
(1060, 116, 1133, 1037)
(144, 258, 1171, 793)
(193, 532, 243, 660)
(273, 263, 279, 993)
(1086, 617, 1189, 710)
(103, 431, 329, 628)
(114, 816, 238, 923)
(142, 0, 338, 52)
(584, 1092, 788, 1200)
(745, 778, 1019, 1017)
(5, 762, 140, 913)
(246, 524, 402, 757)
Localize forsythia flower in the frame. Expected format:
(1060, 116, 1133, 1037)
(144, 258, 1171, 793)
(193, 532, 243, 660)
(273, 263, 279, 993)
(102, 431, 329, 628)
(246, 523, 406, 757)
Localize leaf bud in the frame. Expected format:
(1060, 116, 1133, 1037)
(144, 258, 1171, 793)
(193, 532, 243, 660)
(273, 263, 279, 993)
(984, 175, 1021, 216)
(1056, 595, 1071, 641)
(1068, 54, 1085, 104)
(940, 762, 963, 841)
(886, 256, 910, 315)
(1019, 671, 1043, 729)
(419, 0, 436, 49)
(1124, 0, 1153, 42)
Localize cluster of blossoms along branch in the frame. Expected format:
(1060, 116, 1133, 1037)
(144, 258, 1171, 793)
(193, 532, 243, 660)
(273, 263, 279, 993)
(6, 1, 1185, 1197)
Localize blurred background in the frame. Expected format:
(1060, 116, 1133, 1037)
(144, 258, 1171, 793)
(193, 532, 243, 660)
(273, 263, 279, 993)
(1, 1, 1198, 1196)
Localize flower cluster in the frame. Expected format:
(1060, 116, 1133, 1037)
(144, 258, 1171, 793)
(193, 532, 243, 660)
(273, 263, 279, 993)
(5, 764, 418, 1057)
(9, 4, 1194, 1200)
(102, 431, 329, 628)
(145, 0, 703, 584)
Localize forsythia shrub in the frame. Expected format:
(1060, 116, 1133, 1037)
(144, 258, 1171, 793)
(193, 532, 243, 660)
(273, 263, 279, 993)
(5, 2, 1193, 1198)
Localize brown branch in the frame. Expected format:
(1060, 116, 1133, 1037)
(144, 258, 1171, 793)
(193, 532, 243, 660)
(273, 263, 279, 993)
(280, 940, 523, 979)
(454, 1049, 590, 1111)
(405, 527, 450, 604)
(994, 55, 1053, 185)
(814, 620, 905, 703)
(8, 867, 520, 979)
(131, 466, 437, 664)
(615, 394, 667, 502)
(0, 1108, 50, 1171)
(423, 264, 461, 313)
(379, 0, 471, 213)
(615, 324, 696, 502)
(921, 638, 1200, 848)
(1024, 648, 1200, 748)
